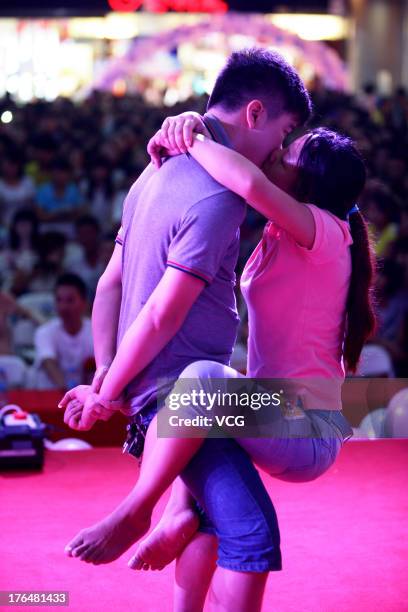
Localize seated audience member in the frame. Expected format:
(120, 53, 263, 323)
(0, 291, 43, 356)
(33, 274, 94, 390)
(24, 231, 67, 295)
(393, 237, 408, 288)
(0, 208, 40, 294)
(35, 158, 84, 237)
(361, 181, 399, 257)
(111, 165, 143, 227)
(25, 134, 58, 187)
(374, 259, 408, 343)
(397, 209, 408, 241)
(0, 149, 35, 228)
(64, 215, 104, 301)
(385, 151, 406, 201)
(381, 239, 408, 376)
(80, 156, 114, 231)
(99, 232, 115, 269)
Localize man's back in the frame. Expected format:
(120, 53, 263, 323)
(117, 129, 246, 415)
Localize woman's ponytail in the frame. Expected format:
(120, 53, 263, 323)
(344, 211, 377, 372)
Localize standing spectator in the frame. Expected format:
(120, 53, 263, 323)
(33, 274, 94, 390)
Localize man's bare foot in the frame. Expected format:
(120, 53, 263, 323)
(65, 509, 151, 565)
(127, 508, 199, 571)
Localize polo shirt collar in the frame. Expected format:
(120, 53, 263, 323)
(202, 112, 233, 149)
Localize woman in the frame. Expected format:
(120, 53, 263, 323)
(63, 118, 376, 612)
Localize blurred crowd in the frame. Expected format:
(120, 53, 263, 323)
(0, 82, 407, 391)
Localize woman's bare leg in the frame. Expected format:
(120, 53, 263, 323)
(128, 477, 200, 570)
(65, 415, 205, 564)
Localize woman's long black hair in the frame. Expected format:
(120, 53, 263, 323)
(294, 127, 377, 372)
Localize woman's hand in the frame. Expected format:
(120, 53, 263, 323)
(147, 112, 210, 168)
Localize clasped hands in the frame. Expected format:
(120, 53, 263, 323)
(58, 366, 124, 431)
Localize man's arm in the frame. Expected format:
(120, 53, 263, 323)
(92, 239, 122, 374)
(58, 237, 123, 427)
(98, 266, 205, 402)
(59, 262, 205, 428)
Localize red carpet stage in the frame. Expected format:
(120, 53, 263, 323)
(2, 440, 408, 611)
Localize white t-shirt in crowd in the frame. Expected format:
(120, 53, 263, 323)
(0, 177, 35, 226)
(34, 317, 94, 388)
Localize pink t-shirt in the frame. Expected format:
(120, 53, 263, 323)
(240, 204, 353, 410)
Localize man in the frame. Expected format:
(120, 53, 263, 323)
(33, 273, 93, 390)
(60, 49, 311, 611)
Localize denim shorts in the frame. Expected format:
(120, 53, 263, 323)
(125, 401, 282, 572)
(124, 361, 353, 572)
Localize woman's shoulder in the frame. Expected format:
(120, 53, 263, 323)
(299, 204, 353, 262)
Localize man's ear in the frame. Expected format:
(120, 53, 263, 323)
(246, 100, 267, 129)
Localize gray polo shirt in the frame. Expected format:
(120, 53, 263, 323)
(116, 114, 246, 415)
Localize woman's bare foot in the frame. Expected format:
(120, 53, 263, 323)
(128, 508, 199, 571)
(65, 509, 151, 565)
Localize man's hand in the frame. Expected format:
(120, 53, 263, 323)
(58, 385, 92, 410)
(80, 392, 118, 429)
(62, 399, 89, 431)
(58, 385, 94, 431)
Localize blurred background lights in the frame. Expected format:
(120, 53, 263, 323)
(1, 110, 13, 123)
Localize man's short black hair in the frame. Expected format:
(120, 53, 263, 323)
(56, 273, 87, 301)
(208, 48, 312, 125)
